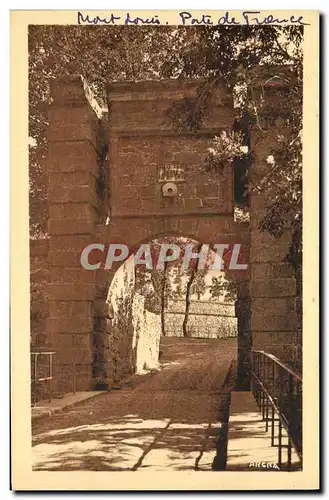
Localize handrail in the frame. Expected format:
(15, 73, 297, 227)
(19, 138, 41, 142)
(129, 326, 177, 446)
(253, 350, 302, 382)
(31, 351, 56, 405)
(31, 351, 79, 404)
(251, 350, 302, 470)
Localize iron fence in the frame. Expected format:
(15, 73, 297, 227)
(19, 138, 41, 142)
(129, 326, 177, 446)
(251, 350, 302, 470)
(31, 351, 56, 406)
(31, 351, 78, 405)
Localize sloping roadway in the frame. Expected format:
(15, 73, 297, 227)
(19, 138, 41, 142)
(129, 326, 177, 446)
(32, 337, 236, 471)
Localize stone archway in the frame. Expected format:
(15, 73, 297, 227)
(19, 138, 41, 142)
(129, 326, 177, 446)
(45, 75, 298, 396)
(91, 227, 250, 390)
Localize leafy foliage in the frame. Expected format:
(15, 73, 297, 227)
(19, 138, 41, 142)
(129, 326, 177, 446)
(30, 26, 303, 347)
(30, 25, 303, 254)
(210, 276, 237, 302)
(204, 131, 247, 171)
(159, 25, 303, 268)
(28, 25, 177, 235)
(190, 269, 207, 300)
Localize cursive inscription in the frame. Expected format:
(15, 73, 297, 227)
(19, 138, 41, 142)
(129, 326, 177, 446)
(179, 11, 309, 26)
(78, 11, 162, 26)
(241, 11, 309, 26)
(77, 11, 310, 27)
(78, 12, 121, 24)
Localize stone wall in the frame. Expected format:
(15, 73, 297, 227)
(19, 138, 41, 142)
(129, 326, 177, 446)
(249, 75, 297, 365)
(107, 79, 235, 218)
(106, 258, 136, 385)
(99, 79, 237, 249)
(46, 76, 105, 394)
(133, 293, 161, 373)
(40, 75, 251, 393)
(107, 256, 161, 380)
(33, 73, 299, 396)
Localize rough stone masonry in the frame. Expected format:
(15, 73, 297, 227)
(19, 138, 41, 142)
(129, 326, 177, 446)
(30, 73, 297, 396)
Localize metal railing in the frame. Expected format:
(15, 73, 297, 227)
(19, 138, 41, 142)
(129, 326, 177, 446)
(31, 351, 78, 405)
(31, 351, 56, 406)
(251, 350, 302, 470)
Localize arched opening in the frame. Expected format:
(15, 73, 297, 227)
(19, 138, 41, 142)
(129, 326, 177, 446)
(93, 233, 250, 392)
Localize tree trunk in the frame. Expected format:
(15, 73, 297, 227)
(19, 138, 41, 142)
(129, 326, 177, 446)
(182, 270, 196, 338)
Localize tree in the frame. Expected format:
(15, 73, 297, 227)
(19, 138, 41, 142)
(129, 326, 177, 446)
(28, 25, 177, 235)
(30, 26, 303, 348)
(160, 26, 303, 261)
(159, 26, 303, 345)
(210, 276, 237, 303)
(134, 238, 210, 337)
(190, 269, 207, 300)
(30, 25, 303, 249)
(30, 25, 303, 251)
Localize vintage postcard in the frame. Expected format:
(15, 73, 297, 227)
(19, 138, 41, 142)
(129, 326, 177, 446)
(11, 10, 319, 490)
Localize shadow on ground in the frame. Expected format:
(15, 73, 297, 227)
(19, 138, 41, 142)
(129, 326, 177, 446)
(32, 338, 236, 471)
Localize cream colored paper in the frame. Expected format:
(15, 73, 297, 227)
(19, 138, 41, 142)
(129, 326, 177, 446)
(11, 10, 319, 490)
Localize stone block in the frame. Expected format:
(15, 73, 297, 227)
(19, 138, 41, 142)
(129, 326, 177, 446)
(250, 242, 290, 263)
(48, 250, 82, 267)
(75, 372, 94, 391)
(49, 203, 96, 222)
(56, 349, 93, 365)
(252, 297, 295, 315)
(52, 333, 74, 349)
(47, 317, 93, 334)
(140, 198, 159, 213)
(31, 252, 49, 267)
(30, 268, 49, 282)
(72, 334, 93, 349)
(48, 141, 98, 175)
(49, 234, 92, 251)
(48, 219, 94, 236)
(96, 267, 115, 284)
(49, 301, 93, 318)
(106, 218, 159, 247)
(251, 278, 296, 298)
(251, 312, 296, 331)
(251, 262, 294, 280)
(48, 106, 99, 150)
(51, 76, 87, 102)
(252, 229, 291, 245)
(47, 283, 95, 301)
(49, 171, 95, 187)
(50, 267, 96, 284)
(252, 331, 295, 349)
(34, 333, 51, 347)
(93, 224, 107, 241)
(48, 185, 98, 206)
(30, 239, 49, 256)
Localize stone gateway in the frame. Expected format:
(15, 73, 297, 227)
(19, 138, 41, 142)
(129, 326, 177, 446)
(30, 74, 297, 396)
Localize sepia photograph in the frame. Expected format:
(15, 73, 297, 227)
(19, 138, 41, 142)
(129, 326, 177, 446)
(10, 10, 319, 490)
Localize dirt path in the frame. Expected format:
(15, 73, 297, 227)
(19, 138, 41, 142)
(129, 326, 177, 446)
(32, 337, 236, 471)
